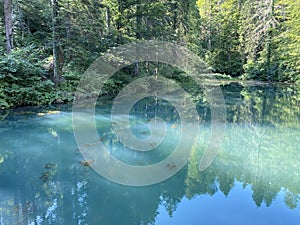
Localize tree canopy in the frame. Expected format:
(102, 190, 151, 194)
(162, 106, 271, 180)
(0, 0, 299, 109)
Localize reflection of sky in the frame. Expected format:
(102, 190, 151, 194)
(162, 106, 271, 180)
(45, 198, 58, 224)
(156, 182, 300, 225)
(72, 181, 88, 225)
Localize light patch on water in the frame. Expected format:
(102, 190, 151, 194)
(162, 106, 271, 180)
(45, 198, 58, 223)
(35, 215, 43, 225)
(0, 215, 4, 225)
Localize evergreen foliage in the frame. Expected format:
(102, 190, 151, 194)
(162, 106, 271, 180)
(0, 0, 299, 109)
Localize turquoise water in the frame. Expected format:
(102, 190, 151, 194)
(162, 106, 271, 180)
(0, 83, 300, 225)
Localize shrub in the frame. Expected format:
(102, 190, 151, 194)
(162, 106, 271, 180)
(0, 45, 56, 109)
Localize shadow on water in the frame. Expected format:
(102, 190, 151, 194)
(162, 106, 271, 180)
(0, 83, 300, 224)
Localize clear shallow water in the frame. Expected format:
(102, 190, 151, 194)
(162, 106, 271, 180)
(0, 83, 300, 225)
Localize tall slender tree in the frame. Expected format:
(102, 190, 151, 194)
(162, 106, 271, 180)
(52, 0, 60, 83)
(3, 0, 13, 53)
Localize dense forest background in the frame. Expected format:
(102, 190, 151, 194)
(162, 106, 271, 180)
(0, 0, 299, 109)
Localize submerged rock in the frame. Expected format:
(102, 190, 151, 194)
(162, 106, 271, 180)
(45, 163, 57, 170)
(39, 171, 51, 182)
(80, 160, 95, 167)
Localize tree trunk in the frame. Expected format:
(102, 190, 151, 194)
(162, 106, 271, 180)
(3, 0, 13, 53)
(106, 6, 111, 31)
(134, 0, 141, 76)
(172, 1, 178, 34)
(52, 0, 60, 84)
(116, 0, 122, 44)
(65, 0, 71, 61)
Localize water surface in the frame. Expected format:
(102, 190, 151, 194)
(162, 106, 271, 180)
(0, 83, 300, 225)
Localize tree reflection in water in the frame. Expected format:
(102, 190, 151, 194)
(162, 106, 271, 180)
(0, 83, 299, 224)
